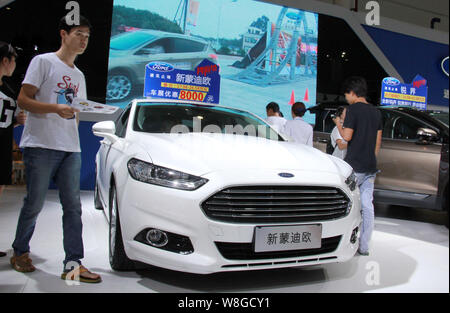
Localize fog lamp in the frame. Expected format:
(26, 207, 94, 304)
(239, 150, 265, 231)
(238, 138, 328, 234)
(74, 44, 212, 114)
(350, 227, 359, 244)
(146, 229, 169, 248)
(345, 171, 357, 191)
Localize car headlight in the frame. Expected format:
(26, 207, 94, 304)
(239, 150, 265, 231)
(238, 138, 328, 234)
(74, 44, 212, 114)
(345, 170, 357, 191)
(127, 158, 208, 191)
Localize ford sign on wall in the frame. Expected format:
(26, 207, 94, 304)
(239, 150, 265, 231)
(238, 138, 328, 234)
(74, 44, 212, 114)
(363, 26, 448, 107)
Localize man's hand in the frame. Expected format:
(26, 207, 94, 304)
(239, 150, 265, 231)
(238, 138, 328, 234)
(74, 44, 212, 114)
(55, 103, 80, 119)
(332, 116, 341, 126)
(18, 84, 79, 119)
(16, 110, 27, 125)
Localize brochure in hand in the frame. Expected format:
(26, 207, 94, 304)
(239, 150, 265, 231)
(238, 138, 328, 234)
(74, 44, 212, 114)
(72, 98, 119, 114)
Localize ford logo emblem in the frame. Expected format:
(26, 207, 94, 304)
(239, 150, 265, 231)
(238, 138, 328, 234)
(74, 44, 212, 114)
(383, 77, 401, 86)
(442, 56, 449, 77)
(147, 62, 174, 72)
(278, 173, 294, 178)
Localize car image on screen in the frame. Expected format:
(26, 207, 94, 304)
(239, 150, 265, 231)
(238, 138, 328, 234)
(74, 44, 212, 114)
(107, 29, 218, 102)
(93, 98, 362, 274)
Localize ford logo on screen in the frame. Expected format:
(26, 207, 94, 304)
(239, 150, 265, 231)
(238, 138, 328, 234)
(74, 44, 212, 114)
(147, 62, 174, 73)
(278, 173, 294, 178)
(383, 77, 401, 86)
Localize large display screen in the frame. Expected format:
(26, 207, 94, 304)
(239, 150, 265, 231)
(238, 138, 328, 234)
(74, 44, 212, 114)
(107, 0, 318, 124)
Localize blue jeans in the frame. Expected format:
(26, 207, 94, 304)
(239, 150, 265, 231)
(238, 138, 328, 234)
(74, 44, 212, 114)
(12, 148, 84, 269)
(355, 172, 377, 253)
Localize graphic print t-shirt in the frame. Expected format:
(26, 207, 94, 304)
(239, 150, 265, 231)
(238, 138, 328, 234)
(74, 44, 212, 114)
(20, 53, 87, 152)
(0, 84, 18, 160)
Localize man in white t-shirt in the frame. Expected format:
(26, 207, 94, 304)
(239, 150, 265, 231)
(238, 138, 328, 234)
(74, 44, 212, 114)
(265, 102, 287, 134)
(282, 102, 313, 146)
(11, 16, 101, 283)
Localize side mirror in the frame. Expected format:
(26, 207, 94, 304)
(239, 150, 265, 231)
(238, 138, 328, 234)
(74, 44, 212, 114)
(93, 121, 118, 143)
(416, 127, 439, 145)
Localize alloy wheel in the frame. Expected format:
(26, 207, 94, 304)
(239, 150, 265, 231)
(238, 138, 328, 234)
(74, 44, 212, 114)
(106, 74, 132, 101)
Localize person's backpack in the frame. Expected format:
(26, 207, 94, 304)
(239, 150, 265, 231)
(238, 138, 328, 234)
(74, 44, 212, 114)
(326, 138, 335, 155)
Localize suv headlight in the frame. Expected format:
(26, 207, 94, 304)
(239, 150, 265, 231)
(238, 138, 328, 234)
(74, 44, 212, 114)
(345, 170, 357, 191)
(127, 158, 208, 191)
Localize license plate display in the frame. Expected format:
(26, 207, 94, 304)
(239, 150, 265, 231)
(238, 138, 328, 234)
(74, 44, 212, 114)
(254, 224, 322, 253)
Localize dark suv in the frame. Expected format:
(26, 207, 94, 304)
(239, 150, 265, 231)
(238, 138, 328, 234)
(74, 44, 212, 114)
(310, 103, 449, 216)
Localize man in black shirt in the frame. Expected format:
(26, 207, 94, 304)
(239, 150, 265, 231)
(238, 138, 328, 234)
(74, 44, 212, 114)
(333, 76, 382, 256)
(0, 42, 26, 257)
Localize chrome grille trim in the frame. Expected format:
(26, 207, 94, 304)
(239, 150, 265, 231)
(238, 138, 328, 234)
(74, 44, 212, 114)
(201, 186, 350, 223)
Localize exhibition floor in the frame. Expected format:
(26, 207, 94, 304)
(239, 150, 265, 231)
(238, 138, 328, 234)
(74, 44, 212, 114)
(0, 186, 448, 293)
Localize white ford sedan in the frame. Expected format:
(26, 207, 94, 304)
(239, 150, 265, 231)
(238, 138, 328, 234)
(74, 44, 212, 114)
(93, 99, 361, 274)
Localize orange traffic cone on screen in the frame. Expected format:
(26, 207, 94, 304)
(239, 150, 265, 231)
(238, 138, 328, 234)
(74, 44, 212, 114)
(303, 88, 309, 102)
(289, 90, 295, 105)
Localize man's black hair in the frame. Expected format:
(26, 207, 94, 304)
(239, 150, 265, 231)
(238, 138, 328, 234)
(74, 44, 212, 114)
(58, 15, 92, 34)
(266, 102, 280, 113)
(291, 102, 307, 117)
(341, 76, 368, 98)
(0, 41, 18, 61)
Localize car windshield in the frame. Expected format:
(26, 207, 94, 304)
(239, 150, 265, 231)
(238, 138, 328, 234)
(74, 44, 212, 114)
(133, 103, 283, 141)
(426, 111, 449, 127)
(110, 31, 155, 51)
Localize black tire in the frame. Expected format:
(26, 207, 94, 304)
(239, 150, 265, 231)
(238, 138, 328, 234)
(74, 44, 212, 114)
(109, 183, 135, 271)
(445, 187, 449, 229)
(106, 71, 134, 102)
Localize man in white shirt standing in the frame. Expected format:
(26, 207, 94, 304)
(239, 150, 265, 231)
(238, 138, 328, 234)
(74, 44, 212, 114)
(265, 102, 286, 134)
(11, 15, 101, 283)
(282, 102, 313, 146)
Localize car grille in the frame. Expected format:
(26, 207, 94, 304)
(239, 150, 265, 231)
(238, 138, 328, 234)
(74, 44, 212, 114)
(201, 186, 350, 223)
(215, 236, 342, 260)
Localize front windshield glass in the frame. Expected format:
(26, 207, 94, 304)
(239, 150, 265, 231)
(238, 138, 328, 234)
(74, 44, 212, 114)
(133, 103, 283, 141)
(110, 31, 155, 51)
(427, 111, 449, 127)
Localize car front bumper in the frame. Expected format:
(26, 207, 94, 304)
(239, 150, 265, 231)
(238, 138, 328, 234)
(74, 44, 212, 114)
(118, 169, 362, 274)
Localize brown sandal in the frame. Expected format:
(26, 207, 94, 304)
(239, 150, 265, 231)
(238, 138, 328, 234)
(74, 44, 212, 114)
(10, 253, 36, 273)
(61, 265, 102, 284)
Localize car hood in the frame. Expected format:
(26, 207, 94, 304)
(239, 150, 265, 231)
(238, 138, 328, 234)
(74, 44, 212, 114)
(128, 132, 341, 176)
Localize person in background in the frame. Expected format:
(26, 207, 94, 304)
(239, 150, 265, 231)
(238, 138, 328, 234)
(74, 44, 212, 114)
(333, 76, 382, 256)
(10, 16, 101, 283)
(265, 102, 287, 134)
(282, 102, 313, 146)
(330, 106, 348, 159)
(0, 42, 26, 258)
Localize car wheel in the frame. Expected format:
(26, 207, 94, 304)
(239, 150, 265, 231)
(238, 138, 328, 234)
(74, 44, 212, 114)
(109, 182, 135, 270)
(106, 72, 133, 102)
(94, 178, 103, 211)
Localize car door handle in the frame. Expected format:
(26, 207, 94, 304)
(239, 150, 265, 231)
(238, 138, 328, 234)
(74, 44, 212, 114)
(317, 139, 328, 143)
